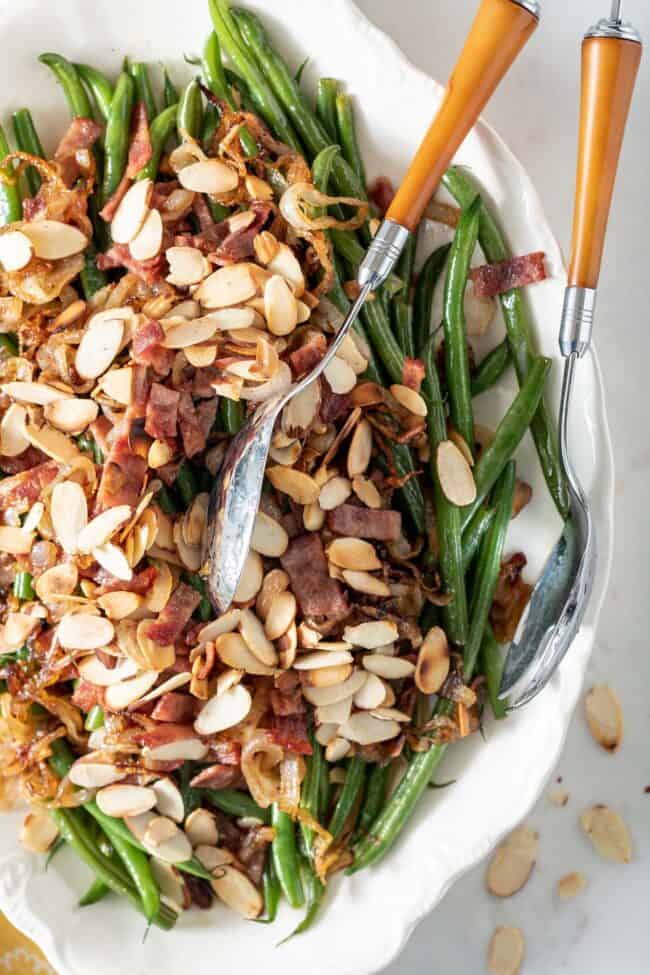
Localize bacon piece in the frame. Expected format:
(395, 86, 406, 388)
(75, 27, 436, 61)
(402, 356, 425, 392)
(270, 714, 312, 755)
(89, 415, 115, 457)
(97, 243, 166, 284)
(151, 692, 196, 724)
(145, 383, 180, 440)
(132, 723, 196, 748)
(470, 252, 547, 298)
(126, 103, 152, 179)
(157, 459, 182, 487)
(289, 332, 326, 378)
(281, 533, 349, 619)
(0, 445, 47, 475)
(213, 202, 273, 264)
(189, 764, 242, 790)
(97, 430, 147, 510)
(368, 176, 395, 216)
(238, 827, 270, 885)
(207, 740, 242, 766)
(178, 393, 207, 457)
(327, 503, 401, 541)
(132, 318, 174, 377)
(94, 565, 157, 596)
(71, 679, 105, 713)
(146, 583, 201, 646)
(319, 377, 351, 423)
(53, 117, 103, 187)
(0, 460, 58, 514)
(270, 687, 305, 717)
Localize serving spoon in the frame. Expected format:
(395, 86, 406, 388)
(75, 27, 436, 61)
(205, 0, 542, 611)
(499, 0, 642, 707)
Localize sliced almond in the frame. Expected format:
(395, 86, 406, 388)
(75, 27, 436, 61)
(196, 845, 234, 871)
(266, 466, 319, 505)
(44, 398, 98, 435)
(448, 428, 474, 467)
(111, 178, 152, 244)
(152, 778, 185, 823)
(145, 737, 208, 763)
(166, 246, 211, 287)
(584, 684, 623, 752)
(362, 654, 415, 680)
(162, 316, 218, 349)
(196, 264, 257, 309)
(293, 650, 353, 670)
(137, 673, 191, 705)
(264, 274, 298, 337)
(0, 230, 33, 271)
(557, 871, 586, 901)
(250, 511, 288, 558)
(22, 220, 87, 260)
(0, 525, 34, 555)
(77, 505, 132, 553)
(178, 159, 239, 195)
(211, 864, 263, 919)
(19, 811, 59, 854)
(437, 440, 477, 507)
(580, 805, 632, 863)
(319, 476, 352, 511)
(194, 684, 252, 735)
(488, 926, 525, 975)
(343, 620, 398, 649)
(104, 670, 159, 710)
(233, 550, 264, 603)
(302, 503, 325, 532)
(327, 537, 381, 571)
(75, 316, 124, 380)
(264, 591, 297, 641)
(265, 242, 305, 296)
(50, 481, 88, 554)
(143, 817, 193, 865)
(301, 668, 366, 707)
(69, 754, 126, 788)
(315, 723, 339, 746)
(486, 826, 539, 897)
(282, 380, 320, 436)
(184, 808, 219, 847)
(238, 608, 278, 667)
(316, 695, 353, 725)
(390, 383, 427, 416)
(78, 654, 138, 687)
(0, 381, 70, 406)
(353, 672, 386, 710)
(130, 207, 163, 261)
(24, 422, 79, 464)
(340, 712, 400, 745)
(198, 609, 242, 644)
(92, 542, 133, 581)
(99, 366, 134, 405)
(215, 632, 274, 676)
(150, 859, 188, 912)
(301, 662, 353, 688)
(325, 737, 351, 762)
(415, 626, 450, 695)
(347, 419, 373, 477)
(0, 403, 29, 456)
(58, 613, 114, 650)
(96, 784, 157, 818)
(324, 356, 356, 395)
(352, 475, 382, 508)
(341, 569, 390, 598)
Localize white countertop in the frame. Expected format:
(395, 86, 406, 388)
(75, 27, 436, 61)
(353, 1, 650, 972)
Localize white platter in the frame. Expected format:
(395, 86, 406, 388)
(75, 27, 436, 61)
(0, 0, 614, 973)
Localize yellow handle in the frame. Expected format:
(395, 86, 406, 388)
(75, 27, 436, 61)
(386, 0, 538, 230)
(568, 34, 642, 289)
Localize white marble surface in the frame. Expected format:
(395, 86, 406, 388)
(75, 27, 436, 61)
(352, 1, 650, 972)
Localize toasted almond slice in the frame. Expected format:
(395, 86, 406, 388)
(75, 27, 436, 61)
(196, 264, 257, 309)
(319, 476, 352, 511)
(488, 926, 525, 975)
(584, 684, 623, 752)
(390, 383, 427, 416)
(324, 356, 357, 395)
(195, 684, 252, 735)
(294, 650, 353, 671)
(58, 613, 114, 650)
(215, 632, 274, 676)
(264, 591, 297, 641)
(146, 738, 208, 763)
(24, 422, 79, 464)
(185, 343, 218, 368)
(185, 808, 219, 847)
(486, 826, 539, 896)
(22, 501, 44, 534)
(266, 242, 305, 297)
(557, 871, 586, 901)
(105, 670, 159, 710)
(196, 845, 234, 871)
(347, 419, 373, 478)
(182, 492, 209, 547)
(212, 864, 263, 919)
(138, 673, 192, 705)
(316, 695, 353, 725)
(370, 706, 410, 722)
(99, 366, 134, 405)
(50, 481, 88, 554)
(327, 537, 381, 571)
(216, 669, 243, 697)
(0, 381, 70, 406)
(198, 609, 242, 644)
(178, 159, 239, 195)
(342, 569, 391, 597)
(415, 626, 450, 694)
(233, 550, 264, 603)
(362, 654, 415, 679)
(111, 178, 152, 244)
(22, 220, 87, 259)
(264, 274, 298, 336)
(437, 440, 477, 507)
(35, 563, 79, 601)
(69, 754, 126, 788)
(0, 230, 33, 271)
(301, 668, 366, 707)
(282, 380, 321, 436)
(78, 654, 138, 687)
(246, 174, 274, 202)
(0, 403, 29, 456)
(152, 778, 185, 823)
(301, 662, 352, 688)
(20, 811, 59, 854)
(448, 428, 474, 467)
(325, 737, 351, 762)
(136, 619, 176, 672)
(0, 525, 33, 555)
(343, 620, 398, 649)
(250, 511, 289, 558)
(162, 316, 219, 349)
(352, 475, 382, 508)
(96, 784, 157, 818)
(266, 466, 319, 505)
(301, 502, 324, 532)
(580, 805, 632, 863)
(353, 672, 386, 710)
(238, 608, 278, 667)
(340, 712, 400, 745)
(2, 612, 38, 649)
(315, 722, 339, 746)
(143, 817, 193, 865)
(150, 859, 188, 912)
(166, 245, 211, 287)
(128, 206, 163, 261)
(44, 397, 98, 435)
(75, 316, 124, 380)
(78, 505, 132, 553)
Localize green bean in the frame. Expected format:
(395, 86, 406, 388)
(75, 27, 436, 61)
(393, 299, 413, 359)
(328, 757, 366, 842)
(45, 835, 65, 869)
(175, 460, 199, 509)
(109, 824, 160, 923)
(442, 166, 569, 518)
(238, 125, 259, 158)
(84, 703, 104, 732)
(481, 626, 508, 720)
(360, 299, 405, 384)
(0, 333, 18, 356)
(280, 857, 325, 942)
(13, 571, 35, 601)
(355, 763, 390, 840)
(156, 484, 177, 516)
(413, 244, 450, 354)
(136, 103, 178, 181)
(129, 62, 157, 120)
(162, 66, 179, 108)
(177, 763, 201, 817)
(202, 787, 270, 823)
(462, 507, 496, 574)
(335, 93, 365, 188)
(261, 856, 280, 923)
(79, 877, 110, 907)
(443, 196, 480, 454)
(203, 31, 235, 107)
(315, 78, 340, 142)
(461, 356, 551, 530)
(209, 0, 301, 150)
(177, 78, 203, 141)
(271, 804, 304, 908)
(0, 125, 22, 226)
(224, 68, 257, 115)
(299, 736, 325, 858)
(312, 144, 341, 198)
(39, 54, 94, 119)
(201, 102, 221, 150)
(464, 462, 515, 679)
(471, 339, 511, 398)
(102, 71, 135, 205)
(421, 337, 468, 646)
(80, 244, 109, 299)
(75, 64, 114, 122)
(12, 109, 44, 197)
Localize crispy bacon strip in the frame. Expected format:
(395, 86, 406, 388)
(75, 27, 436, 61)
(146, 583, 201, 646)
(0, 460, 58, 514)
(54, 117, 103, 187)
(327, 503, 402, 541)
(470, 252, 547, 298)
(280, 533, 349, 619)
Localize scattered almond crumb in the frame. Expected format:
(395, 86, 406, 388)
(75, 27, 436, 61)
(486, 826, 538, 897)
(584, 684, 623, 751)
(549, 789, 569, 807)
(558, 871, 586, 900)
(488, 926, 525, 975)
(580, 804, 632, 863)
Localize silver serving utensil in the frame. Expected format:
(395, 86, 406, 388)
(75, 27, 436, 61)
(205, 0, 543, 612)
(500, 1, 642, 707)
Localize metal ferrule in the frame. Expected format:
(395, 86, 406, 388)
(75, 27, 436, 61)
(357, 219, 410, 291)
(585, 17, 642, 44)
(559, 286, 597, 358)
(512, 0, 540, 18)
